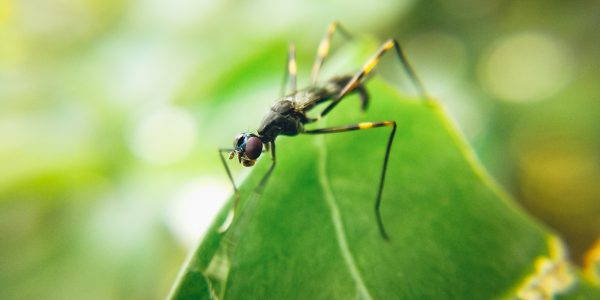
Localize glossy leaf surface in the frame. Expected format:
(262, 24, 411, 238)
(170, 78, 588, 299)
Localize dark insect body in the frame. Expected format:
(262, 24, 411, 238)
(219, 22, 428, 240)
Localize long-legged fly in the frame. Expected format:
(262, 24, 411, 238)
(219, 22, 428, 240)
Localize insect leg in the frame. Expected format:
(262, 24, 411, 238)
(304, 121, 397, 240)
(320, 39, 429, 118)
(219, 148, 239, 196)
(311, 21, 352, 83)
(218, 144, 273, 234)
(255, 141, 276, 194)
(218, 148, 241, 232)
(330, 75, 370, 111)
(280, 44, 298, 96)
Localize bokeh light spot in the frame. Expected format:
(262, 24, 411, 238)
(479, 32, 573, 102)
(128, 106, 198, 165)
(166, 177, 230, 250)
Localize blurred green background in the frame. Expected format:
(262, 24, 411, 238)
(1, 0, 598, 299)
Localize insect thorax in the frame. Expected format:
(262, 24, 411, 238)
(257, 100, 305, 141)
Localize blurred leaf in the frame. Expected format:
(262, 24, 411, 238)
(169, 78, 596, 298)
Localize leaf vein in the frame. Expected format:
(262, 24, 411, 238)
(315, 135, 374, 300)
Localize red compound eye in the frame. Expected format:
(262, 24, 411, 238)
(244, 136, 263, 160)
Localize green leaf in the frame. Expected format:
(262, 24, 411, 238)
(168, 35, 597, 298)
(169, 78, 594, 299)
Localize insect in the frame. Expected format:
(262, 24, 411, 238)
(219, 22, 428, 240)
